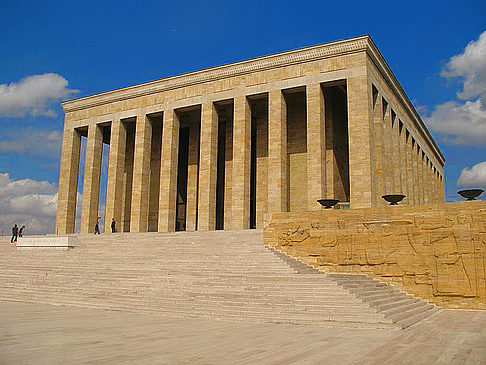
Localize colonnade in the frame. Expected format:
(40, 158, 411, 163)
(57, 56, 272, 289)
(370, 84, 445, 206)
(56, 77, 445, 235)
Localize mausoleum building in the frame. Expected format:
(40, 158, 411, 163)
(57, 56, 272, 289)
(56, 35, 445, 234)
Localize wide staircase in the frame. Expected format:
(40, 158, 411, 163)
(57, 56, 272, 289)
(0, 230, 436, 329)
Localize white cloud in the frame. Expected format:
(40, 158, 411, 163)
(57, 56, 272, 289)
(426, 31, 486, 146)
(0, 128, 62, 157)
(458, 161, 486, 187)
(441, 31, 486, 100)
(426, 99, 486, 145)
(0, 173, 86, 235)
(0, 73, 79, 117)
(0, 173, 58, 235)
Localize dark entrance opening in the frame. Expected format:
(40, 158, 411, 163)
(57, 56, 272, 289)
(215, 121, 226, 230)
(176, 127, 190, 231)
(214, 102, 233, 230)
(323, 81, 350, 202)
(122, 120, 136, 232)
(148, 113, 163, 232)
(249, 117, 257, 229)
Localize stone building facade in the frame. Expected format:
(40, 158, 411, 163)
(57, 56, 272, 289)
(56, 35, 445, 234)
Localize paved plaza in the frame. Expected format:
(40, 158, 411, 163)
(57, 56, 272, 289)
(0, 301, 484, 364)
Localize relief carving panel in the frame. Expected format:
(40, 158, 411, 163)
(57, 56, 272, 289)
(264, 202, 486, 309)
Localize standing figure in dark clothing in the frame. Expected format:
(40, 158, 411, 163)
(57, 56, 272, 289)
(111, 218, 116, 233)
(94, 221, 100, 234)
(11, 224, 18, 243)
(19, 225, 25, 237)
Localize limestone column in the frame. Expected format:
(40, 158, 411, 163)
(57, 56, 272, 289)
(373, 94, 385, 205)
(399, 123, 409, 204)
(440, 174, 445, 201)
(80, 124, 103, 233)
(130, 113, 152, 232)
(268, 89, 288, 213)
(391, 115, 401, 194)
(436, 172, 441, 202)
(422, 153, 429, 204)
(198, 102, 219, 231)
(438, 172, 442, 202)
(428, 162, 434, 203)
(224, 116, 233, 230)
(56, 127, 82, 234)
(104, 118, 126, 233)
(306, 83, 326, 210)
(417, 147, 424, 204)
(382, 106, 394, 195)
(347, 76, 374, 208)
(158, 110, 180, 232)
(405, 132, 415, 205)
(255, 113, 268, 228)
(424, 161, 429, 203)
(186, 122, 200, 231)
(231, 96, 251, 229)
(431, 168, 437, 203)
(412, 141, 420, 205)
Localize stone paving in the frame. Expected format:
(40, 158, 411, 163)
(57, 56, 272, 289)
(0, 301, 484, 364)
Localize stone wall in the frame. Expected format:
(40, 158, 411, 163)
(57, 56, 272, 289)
(264, 201, 486, 309)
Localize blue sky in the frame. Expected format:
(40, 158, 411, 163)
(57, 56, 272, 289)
(0, 0, 485, 234)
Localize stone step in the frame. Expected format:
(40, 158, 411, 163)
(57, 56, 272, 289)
(1, 230, 430, 330)
(394, 307, 439, 329)
(367, 294, 414, 307)
(381, 300, 427, 317)
(269, 248, 439, 329)
(0, 282, 353, 299)
(375, 297, 419, 311)
(387, 303, 435, 323)
(0, 296, 396, 329)
(358, 292, 404, 302)
(0, 288, 371, 313)
(348, 287, 395, 296)
(0, 295, 392, 328)
(0, 287, 383, 315)
(341, 282, 388, 289)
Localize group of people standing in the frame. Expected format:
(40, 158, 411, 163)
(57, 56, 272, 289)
(93, 218, 117, 234)
(10, 224, 25, 243)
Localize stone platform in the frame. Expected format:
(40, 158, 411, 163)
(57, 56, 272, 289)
(16, 235, 78, 249)
(0, 301, 484, 364)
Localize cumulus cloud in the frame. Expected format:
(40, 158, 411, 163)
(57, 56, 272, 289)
(426, 99, 486, 145)
(426, 31, 486, 146)
(0, 173, 58, 235)
(457, 161, 486, 187)
(0, 173, 86, 235)
(0, 128, 62, 157)
(441, 32, 486, 100)
(0, 73, 79, 117)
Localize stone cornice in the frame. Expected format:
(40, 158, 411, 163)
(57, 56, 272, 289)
(62, 34, 444, 167)
(61, 36, 370, 112)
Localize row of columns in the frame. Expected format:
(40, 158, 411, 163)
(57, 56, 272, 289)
(56, 78, 444, 235)
(57, 82, 336, 234)
(371, 86, 444, 205)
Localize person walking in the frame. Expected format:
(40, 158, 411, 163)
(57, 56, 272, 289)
(94, 221, 100, 235)
(19, 225, 25, 237)
(11, 224, 18, 243)
(111, 218, 116, 233)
